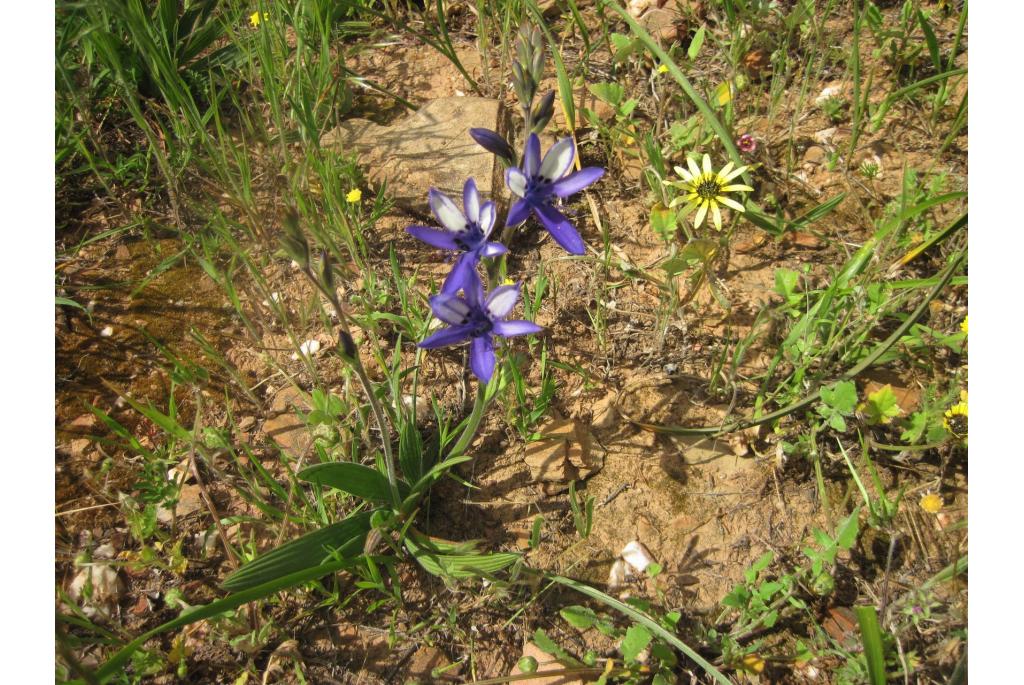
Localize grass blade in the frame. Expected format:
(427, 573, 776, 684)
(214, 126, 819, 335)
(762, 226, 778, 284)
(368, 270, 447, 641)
(547, 574, 731, 684)
(855, 605, 888, 685)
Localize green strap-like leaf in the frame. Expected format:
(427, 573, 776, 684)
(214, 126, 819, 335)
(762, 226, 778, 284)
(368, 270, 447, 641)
(299, 462, 407, 502)
(221, 511, 373, 591)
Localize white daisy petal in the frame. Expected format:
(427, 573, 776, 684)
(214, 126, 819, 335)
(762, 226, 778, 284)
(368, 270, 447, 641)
(719, 162, 734, 179)
(702, 154, 712, 173)
(722, 184, 754, 192)
(711, 201, 722, 231)
(687, 157, 701, 180)
(673, 165, 692, 182)
(724, 165, 750, 181)
(719, 196, 746, 212)
(694, 200, 709, 228)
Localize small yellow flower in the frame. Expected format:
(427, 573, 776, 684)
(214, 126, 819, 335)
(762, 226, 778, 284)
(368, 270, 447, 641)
(740, 654, 766, 674)
(501, 277, 515, 286)
(250, 11, 268, 27)
(919, 492, 943, 514)
(657, 64, 670, 74)
(666, 154, 753, 230)
(346, 188, 362, 203)
(943, 392, 967, 441)
(960, 316, 967, 335)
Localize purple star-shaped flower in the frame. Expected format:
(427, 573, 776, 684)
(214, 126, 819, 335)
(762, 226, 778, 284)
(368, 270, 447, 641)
(407, 179, 507, 295)
(505, 134, 604, 255)
(418, 269, 542, 382)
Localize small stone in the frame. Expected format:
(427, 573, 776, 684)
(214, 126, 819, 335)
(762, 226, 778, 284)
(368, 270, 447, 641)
(262, 387, 313, 457)
(514, 642, 585, 685)
(68, 563, 125, 619)
(814, 127, 838, 144)
(815, 85, 841, 106)
(590, 392, 619, 431)
(69, 438, 91, 458)
(99, 326, 113, 337)
(524, 439, 574, 483)
(156, 484, 205, 524)
(640, 8, 686, 42)
(803, 145, 827, 166)
(405, 645, 454, 682)
(69, 414, 97, 430)
(620, 540, 656, 574)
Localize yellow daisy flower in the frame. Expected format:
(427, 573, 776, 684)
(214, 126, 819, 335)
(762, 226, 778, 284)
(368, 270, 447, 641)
(250, 11, 268, 27)
(960, 316, 967, 335)
(345, 188, 362, 203)
(943, 392, 967, 441)
(919, 492, 943, 514)
(666, 154, 753, 230)
(657, 64, 670, 74)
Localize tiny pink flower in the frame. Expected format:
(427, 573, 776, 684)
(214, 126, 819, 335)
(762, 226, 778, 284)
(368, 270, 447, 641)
(737, 134, 757, 153)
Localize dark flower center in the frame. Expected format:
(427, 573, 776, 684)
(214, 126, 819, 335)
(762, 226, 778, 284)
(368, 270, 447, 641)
(947, 414, 967, 437)
(468, 310, 494, 337)
(696, 178, 722, 200)
(454, 222, 485, 251)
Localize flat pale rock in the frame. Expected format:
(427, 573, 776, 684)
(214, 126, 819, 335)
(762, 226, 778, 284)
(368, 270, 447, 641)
(321, 97, 509, 214)
(524, 419, 603, 484)
(262, 386, 312, 457)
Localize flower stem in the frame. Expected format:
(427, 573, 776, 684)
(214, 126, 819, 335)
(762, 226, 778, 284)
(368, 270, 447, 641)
(308, 271, 401, 508)
(447, 379, 494, 459)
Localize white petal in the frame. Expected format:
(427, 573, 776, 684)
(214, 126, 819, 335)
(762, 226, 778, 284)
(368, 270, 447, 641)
(724, 165, 750, 181)
(539, 137, 576, 181)
(506, 167, 528, 198)
(485, 284, 521, 319)
(686, 157, 701, 180)
(429, 190, 467, 233)
(673, 165, 692, 182)
(702, 153, 712, 173)
(719, 196, 746, 212)
(432, 296, 472, 325)
(694, 200, 709, 228)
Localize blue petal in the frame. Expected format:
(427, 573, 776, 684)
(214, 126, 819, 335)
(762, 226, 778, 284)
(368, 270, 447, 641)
(493, 320, 543, 338)
(481, 241, 507, 258)
(407, 225, 459, 250)
(463, 178, 480, 225)
(469, 128, 515, 161)
(534, 203, 585, 255)
(506, 198, 532, 227)
(524, 134, 541, 177)
(419, 323, 474, 349)
(440, 253, 479, 296)
(551, 167, 604, 198)
(462, 266, 486, 310)
(469, 335, 495, 382)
